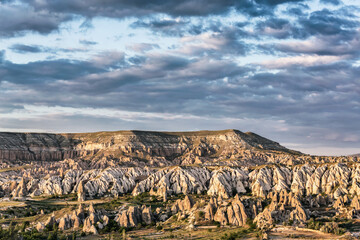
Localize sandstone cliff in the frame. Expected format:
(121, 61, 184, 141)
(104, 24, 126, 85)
(1, 129, 357, 168)
(0, 130, 301, 167)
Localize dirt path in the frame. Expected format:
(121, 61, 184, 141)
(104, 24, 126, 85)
(269, 226, 341, 239)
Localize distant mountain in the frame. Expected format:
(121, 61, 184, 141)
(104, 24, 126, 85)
(0, 129, 300, 166)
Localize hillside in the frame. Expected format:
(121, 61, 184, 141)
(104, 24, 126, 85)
(0, 129, 301, 166)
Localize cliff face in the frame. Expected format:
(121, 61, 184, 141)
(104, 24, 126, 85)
(0, 130, 297, 165)
(0, 132, 79, 161)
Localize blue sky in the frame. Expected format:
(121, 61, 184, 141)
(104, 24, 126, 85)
(0, 0, 359, 155)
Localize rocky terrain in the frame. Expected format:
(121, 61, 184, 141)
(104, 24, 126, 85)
(0, 129, 359, 239)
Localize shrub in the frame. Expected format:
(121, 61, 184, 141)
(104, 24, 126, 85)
(320, 222, 345, 235)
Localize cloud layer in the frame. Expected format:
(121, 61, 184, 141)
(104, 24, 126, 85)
(0, 0, 359, 155)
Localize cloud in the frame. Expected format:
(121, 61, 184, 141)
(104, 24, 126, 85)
(0, 0, 309, 37)
(178, 28, 248, 57)
(259, 55, 346, 68)
(254, 17, 306, 39)
(127, 43, 160, 53)
(254, 0, 304, 6)
(131, 18, 189, 36)
(0, 50, 5, 63)
(320, 0, 341, 6)
(299, 8, 358, 36)
(79, 40, 97, 45)
(27, 0, 299, 18)
(0, 3, 70, 37)
(90, 51, 125, 68)
(10, 44, 44, 53)
(0, 57, 103, 85)
(273, 29, 360, 60)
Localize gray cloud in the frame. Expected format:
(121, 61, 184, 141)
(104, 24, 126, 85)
(299, 9, 358, 36)
(28, 0, 301, 18)
(79, 40, 97, 46)
(1, 0, 360, 155)
(320, 0, 342, 5)
(0, 56, 103, 85)
(0, 3, 70, 37)
(127, 43, 160, 53)
(0, 0, 308, 37)
(272, 30, 360, 60)
(0, 51, 5, 63)
(10, 44, 45, 53)
(254, 18, 307, 39)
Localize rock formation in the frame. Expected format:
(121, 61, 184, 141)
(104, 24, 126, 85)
(1, 129, 360, 236)
(116, 206, 143, 227)
(77, 180, 85, 201)
(207, 167, 248, 198)
(11, 177, 27, 198)
(0, 129, 332, 168)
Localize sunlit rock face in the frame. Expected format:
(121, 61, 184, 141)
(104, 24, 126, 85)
(3, 163, 360, 205)
(1, 130, 357, 169)
(0, 129, 302, 166)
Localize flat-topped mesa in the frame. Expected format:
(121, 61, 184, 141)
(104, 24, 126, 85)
(69, 129, 294, 153)
(0, 129, 298, 165)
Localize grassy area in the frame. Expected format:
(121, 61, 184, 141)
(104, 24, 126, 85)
(0, 201, 25, 208)
(89, 226, 258, 240)
(98, 193, 168, 211)
(0, 165, 31, 173)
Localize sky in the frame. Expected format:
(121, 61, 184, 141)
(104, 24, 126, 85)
(0, 0, 359, 156)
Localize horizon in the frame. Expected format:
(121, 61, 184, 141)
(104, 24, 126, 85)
(0, 0, 359, 156)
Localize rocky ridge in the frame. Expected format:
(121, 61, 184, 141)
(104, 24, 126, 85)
(0, 130, 357, 168)
(0, 129, 302, 167)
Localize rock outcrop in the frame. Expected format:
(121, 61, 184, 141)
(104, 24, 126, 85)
(172, 195, 195, 213)
(133, 166, 211, 198)
(77, 180, 85, 201)
(207, 167, 248, 199)
(11, 177, 27, 198)
(204, 194, 248, 226)
(35, 203, 109, 235)
(115, 206, 145, 227)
